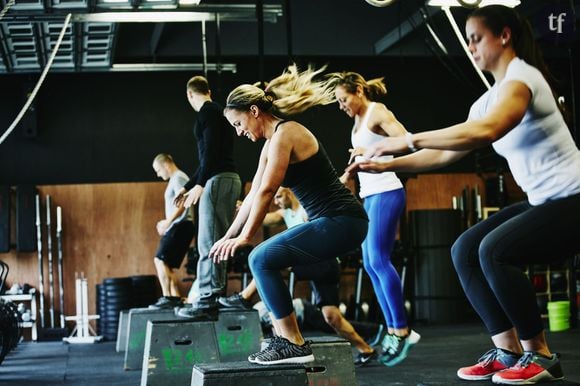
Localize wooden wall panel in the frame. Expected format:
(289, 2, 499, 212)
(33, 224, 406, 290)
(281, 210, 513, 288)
(0, 182, 184, 331)
(405, 173, 486, 211)
(405, 173, 524, 211)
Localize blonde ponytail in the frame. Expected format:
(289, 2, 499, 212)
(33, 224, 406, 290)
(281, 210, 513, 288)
(325, 71, 387, 100)
(225, 64, 335, 115)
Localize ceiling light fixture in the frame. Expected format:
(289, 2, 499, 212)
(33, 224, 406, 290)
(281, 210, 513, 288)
(427, 0, 520, 7)
(364, 0, 397, 7)
(458, 0, 481, 8)
(73, 11, 212, 22)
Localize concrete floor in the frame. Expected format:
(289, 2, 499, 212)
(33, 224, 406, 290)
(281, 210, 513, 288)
(0, 323, 578, 386)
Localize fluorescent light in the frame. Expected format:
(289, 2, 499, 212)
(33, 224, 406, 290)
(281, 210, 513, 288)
(178, 0, 201, 5)
(481, 0, 520, 6)
(73, 11, 213, 22)
(428, 0, 520, 7)
(364, 0, 397, 7)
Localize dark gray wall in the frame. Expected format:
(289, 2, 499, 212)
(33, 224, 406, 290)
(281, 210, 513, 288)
(0, 54, 576, 185)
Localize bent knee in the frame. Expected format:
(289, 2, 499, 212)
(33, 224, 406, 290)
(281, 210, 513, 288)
(451, 232, 478, 268)
(478, 236, 505, 269)
(248, 247, 268, 272)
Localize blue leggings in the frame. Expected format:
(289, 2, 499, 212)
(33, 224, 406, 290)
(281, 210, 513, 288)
(249, 216, 368, 319)
(362, 189, 407, 329)
(451, 193, 580, 340)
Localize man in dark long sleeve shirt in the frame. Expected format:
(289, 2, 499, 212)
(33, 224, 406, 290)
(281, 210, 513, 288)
(184, 100, 237, 192)
(175, 76, 241, 316)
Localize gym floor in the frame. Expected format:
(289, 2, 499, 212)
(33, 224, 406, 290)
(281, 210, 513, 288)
(0, 323, 578, 385)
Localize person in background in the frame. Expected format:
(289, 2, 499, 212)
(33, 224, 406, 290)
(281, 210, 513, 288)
(347, 5, 580, 384)
(150, 153, 195, 309)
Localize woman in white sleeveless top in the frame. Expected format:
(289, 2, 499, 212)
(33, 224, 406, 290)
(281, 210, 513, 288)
(327, 72, 420, 367)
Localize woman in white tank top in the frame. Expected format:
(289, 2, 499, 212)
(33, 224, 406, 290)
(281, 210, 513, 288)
(326, 71, 420, 367)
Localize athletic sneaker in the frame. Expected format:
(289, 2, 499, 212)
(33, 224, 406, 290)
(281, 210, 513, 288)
(217, 293, 253, 310)
(379, 334, 396, 364)
(148, 296, 182, 309)
(354, 349, 378, 367)
(253, 337, 314, 365)
(380, 330, 421, 367)
(248, 336, 285, 363)
(457, 348, 521, 381)
(491, 351, 564, 385)
(176, 305, 218, 320)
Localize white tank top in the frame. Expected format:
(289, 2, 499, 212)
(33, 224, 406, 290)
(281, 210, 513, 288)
(282, 207, 307, 228)
(351, 102, 403, 198)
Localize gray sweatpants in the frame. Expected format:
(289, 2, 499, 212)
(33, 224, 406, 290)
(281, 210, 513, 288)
(194, 172, 241, 303)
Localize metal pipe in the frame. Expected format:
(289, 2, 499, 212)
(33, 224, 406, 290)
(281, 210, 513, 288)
(201, 20, 207, 77)
(442, 6, 491, 89)
(35, 194, 45, 328)
(256, 0, 264, 81)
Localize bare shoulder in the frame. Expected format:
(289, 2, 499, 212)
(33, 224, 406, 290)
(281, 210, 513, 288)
(273, 120, 318, 161)
(273, 121, 313, 141)
(371, 102, 395, 121)
(276, 120, 306, 133)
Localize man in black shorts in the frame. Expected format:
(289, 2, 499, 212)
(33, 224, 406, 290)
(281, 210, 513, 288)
(150, 154, 195, 309)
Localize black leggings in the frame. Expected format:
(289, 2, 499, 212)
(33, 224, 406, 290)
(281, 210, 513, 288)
(451, 193, 580, 340)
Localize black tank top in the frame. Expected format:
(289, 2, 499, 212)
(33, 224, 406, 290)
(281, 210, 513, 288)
(277, 121, 368, 221)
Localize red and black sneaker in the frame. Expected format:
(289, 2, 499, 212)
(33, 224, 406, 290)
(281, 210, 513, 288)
(457, 348, 521, 381)
(492, 351, 564, 385)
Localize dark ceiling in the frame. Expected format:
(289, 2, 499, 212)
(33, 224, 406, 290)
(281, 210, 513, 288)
(0, 0, 577, 75)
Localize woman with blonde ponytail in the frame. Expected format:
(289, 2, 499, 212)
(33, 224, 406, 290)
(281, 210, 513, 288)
(326, 71, 420, 367)
(209, 65, 369, 365)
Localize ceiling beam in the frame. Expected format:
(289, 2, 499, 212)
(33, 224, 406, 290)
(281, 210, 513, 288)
(374, 6, 440, 54)
(110, 62, 236, 72)
(2, 4, 283, 23)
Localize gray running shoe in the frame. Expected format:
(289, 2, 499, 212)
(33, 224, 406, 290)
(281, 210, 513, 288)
(253, 337, 314, 365)
(218, 293, 253, 310)
(149, 296, 182, 309)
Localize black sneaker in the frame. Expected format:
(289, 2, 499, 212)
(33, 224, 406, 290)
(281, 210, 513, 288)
(248, 336, 285, 363)
(253, 337, 314, 365)
(176, 305, 218, 320)
(354, 349, 378, 367)
(218, 293, 253, 310)
(149, 296, 182, 309)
